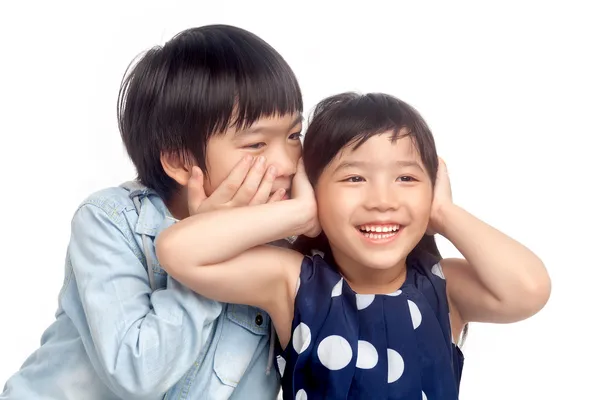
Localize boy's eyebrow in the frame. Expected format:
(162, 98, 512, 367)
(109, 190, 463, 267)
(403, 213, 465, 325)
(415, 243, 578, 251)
(333, 160, 424, 174)
(236, 115, 304, 136)
(289, 115, 304, 129)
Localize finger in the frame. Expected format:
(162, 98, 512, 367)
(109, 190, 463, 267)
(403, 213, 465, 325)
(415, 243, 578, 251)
(187, 167, 207, 215)
(267, 187, 286, 204)
(209, 155, 254, 203)
(438, 157, 448, 175)
(249, 165, 278, 205)
(231, 156, 268, 205)
(296, 157, 306, 176)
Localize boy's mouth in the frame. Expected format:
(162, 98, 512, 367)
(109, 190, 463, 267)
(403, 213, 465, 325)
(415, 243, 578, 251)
(356, 223, 402, 241)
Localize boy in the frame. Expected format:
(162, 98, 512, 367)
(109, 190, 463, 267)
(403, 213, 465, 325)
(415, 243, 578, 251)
(1, 24, 303, 400)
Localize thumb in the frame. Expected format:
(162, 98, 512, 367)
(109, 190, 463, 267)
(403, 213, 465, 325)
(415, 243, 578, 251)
(434, 156, 452, 201)
(292, 158, 312, 198)
(187, 166, 207, 215)
(437, 157, 448, 178)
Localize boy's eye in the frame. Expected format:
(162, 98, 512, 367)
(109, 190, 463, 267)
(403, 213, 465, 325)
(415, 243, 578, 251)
(243, 142, 266, 149)
(343, 176, 365, 183)
(289, 132, 303, 140)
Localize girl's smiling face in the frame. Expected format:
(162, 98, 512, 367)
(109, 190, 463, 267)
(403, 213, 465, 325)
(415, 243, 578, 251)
(315, 132, 433, 286)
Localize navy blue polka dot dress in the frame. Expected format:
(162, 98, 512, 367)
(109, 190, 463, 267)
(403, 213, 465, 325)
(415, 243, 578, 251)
(275, 251, 464, 400)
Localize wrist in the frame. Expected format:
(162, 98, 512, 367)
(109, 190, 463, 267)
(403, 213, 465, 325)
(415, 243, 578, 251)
(286, 199, 317, 237)
(430, 202, 459, 237)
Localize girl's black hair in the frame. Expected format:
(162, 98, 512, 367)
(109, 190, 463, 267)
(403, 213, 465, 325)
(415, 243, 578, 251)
(293, 92, 468, 346)
(294, 92, 440, 261)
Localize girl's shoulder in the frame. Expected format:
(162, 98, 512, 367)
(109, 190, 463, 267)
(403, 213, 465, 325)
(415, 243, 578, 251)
(405, 250, 450, 318)
(407, 249, 446, 282)
(297, 251, 340, 291)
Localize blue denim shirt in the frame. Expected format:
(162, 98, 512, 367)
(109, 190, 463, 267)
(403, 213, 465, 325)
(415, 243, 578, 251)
(1, 182, 280, 400)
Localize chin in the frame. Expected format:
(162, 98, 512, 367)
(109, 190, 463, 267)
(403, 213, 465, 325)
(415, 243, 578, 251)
(353, 250, 409, 271)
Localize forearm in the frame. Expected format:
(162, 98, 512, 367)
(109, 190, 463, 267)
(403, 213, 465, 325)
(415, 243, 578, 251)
(84, 279, 223, 398)
(69, 205, 224, 398)
(437, 204, 549, 301)
(157, 199, 312, 268)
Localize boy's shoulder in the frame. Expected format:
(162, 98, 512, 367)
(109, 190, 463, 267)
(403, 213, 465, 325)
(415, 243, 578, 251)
(76, 184, 137, 216)
(72, 181, 163, 222)
(72, 182, 170, 238)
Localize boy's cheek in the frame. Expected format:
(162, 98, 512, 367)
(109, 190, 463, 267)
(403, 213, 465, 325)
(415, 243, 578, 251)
(202, 176, 217, 197)
(204, 146, 247, 195)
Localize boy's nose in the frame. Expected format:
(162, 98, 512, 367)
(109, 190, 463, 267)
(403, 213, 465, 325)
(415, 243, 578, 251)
(269, 147, 299, 178)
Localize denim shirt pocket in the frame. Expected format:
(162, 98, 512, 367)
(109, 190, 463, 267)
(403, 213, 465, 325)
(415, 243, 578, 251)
(213, 304, 270, 387)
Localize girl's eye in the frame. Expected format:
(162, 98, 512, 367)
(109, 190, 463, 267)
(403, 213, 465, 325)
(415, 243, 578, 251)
(398, 176, 416, 182)
(289, 132, 303, 140)
(243, 143, 266, 149)
(344, 176, 365, 183)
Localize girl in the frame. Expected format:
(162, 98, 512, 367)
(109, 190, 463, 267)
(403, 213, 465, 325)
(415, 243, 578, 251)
(156, 92, 551, 399)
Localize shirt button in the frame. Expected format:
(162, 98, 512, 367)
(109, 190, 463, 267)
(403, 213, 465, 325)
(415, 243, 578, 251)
(255, 314, 263, 326)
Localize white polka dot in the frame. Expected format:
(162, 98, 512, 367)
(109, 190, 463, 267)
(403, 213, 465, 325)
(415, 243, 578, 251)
(296, 389, 308, 400)
(431, 263, 445, 279)
(407, 300, 422, 329)
(449, 312, 455, 344)
(356, 294, 375, 310)
(356, 340, 378, 369)
(422, 391, 428, 400)
(276, 355, 286, 377)
(317, 335, 353, 370)
(331, 278, 343, 297)
(292, 323, 311, 354)
(386, 289, 402, 296)
(387, 348, 405, 383)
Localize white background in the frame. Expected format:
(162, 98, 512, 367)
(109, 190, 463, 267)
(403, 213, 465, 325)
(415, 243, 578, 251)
(1, 1, 598, 398)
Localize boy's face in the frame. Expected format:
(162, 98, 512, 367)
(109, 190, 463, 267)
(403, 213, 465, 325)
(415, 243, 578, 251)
(204, 113, 303, 198)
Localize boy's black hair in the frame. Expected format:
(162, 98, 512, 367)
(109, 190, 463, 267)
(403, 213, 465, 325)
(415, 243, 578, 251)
(117, 24, 303, 200)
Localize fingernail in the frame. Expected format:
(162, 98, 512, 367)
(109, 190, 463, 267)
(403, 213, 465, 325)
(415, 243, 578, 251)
(258, 156, 266, 164)
(268, 165, 277, 175)
(245, 155, 253, 163)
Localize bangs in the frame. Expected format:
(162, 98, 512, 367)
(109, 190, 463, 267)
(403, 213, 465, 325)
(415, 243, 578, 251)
(303, 92, 438, 184)
(229, 56, 303, 131)
(163, 28, 303, 139)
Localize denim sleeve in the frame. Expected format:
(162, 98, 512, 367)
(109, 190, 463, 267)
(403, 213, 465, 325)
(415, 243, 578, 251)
(67, 203, 223, 399)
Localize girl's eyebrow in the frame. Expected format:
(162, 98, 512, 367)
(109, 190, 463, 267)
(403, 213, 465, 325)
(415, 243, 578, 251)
(333, 160, 424, 174)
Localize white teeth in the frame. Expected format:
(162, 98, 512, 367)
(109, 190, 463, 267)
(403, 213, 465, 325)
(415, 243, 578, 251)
(362, 232, 395, 240)
(357, 224, 401, 241)
(358, 224, 400, 233)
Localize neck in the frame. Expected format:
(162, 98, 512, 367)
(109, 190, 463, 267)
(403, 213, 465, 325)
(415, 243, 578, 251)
(166, 191, 189, 221)
(330, 248, 408, 294)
